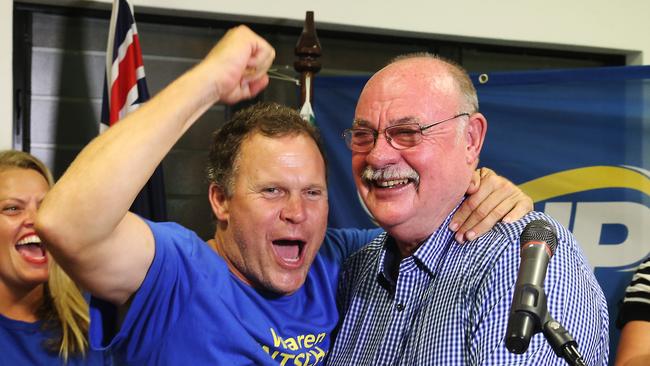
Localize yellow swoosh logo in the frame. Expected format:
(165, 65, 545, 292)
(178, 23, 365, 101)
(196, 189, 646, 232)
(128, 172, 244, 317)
(518, 166, 650, 203)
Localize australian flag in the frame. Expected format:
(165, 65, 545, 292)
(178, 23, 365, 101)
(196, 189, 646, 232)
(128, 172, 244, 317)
(100, 0, 167, 221)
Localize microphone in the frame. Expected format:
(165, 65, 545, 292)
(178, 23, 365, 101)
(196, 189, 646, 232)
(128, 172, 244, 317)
(505, 219, 558, 354)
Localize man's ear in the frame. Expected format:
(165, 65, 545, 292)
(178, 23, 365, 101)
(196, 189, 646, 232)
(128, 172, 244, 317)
(464, 112, 487, 165)
(208, 182, 230, 222)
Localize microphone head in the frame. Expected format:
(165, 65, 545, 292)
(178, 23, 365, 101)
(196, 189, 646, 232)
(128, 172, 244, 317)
(520, 219, 558, 255)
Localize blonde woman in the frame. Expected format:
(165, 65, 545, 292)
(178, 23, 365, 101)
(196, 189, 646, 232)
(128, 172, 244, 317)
(0, 150, 108, 364)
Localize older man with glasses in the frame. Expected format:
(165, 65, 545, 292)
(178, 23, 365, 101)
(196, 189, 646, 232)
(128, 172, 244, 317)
(327, 54, 609, 365)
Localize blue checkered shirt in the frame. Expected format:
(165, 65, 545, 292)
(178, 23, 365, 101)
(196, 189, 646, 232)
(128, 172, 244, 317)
(327, 211, 609, 365)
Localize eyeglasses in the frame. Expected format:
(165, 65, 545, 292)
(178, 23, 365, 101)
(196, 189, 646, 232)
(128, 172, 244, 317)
(342, 113, 470, 152)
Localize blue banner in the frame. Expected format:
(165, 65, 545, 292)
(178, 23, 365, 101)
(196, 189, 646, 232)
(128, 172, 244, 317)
(313, 66, 650, 364)
(315, 76, 376, 229)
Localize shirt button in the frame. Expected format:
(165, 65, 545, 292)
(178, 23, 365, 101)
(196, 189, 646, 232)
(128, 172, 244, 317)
(396, 303, 405, 311)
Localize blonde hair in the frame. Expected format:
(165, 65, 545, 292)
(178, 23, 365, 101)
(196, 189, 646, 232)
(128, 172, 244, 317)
(0, 150, 90, 361)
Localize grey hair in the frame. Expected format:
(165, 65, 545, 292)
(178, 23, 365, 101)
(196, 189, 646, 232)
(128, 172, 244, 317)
(389, 53, 477, 143)
(390, 52, 479, 114)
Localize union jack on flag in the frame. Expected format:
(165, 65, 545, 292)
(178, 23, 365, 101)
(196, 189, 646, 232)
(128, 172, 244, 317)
(100, 0, 150, 131)
(100, 0, 167, 222)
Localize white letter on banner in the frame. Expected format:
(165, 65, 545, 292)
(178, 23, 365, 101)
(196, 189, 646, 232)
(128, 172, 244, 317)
(543, 202, 573, 229)
(573, 202, 650, 270)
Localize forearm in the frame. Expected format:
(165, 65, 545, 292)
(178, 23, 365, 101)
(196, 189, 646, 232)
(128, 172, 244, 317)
(38, 64, 217, 251)
(34, 25, 273, 302)
(616, 321, 650, 366)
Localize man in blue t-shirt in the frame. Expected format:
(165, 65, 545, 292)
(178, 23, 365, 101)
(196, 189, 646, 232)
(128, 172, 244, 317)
(36, 26, 531, 365)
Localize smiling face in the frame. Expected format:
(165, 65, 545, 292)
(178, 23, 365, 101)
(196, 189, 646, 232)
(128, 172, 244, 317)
(0, 168, 50, 296)
(209, 132, 329, 295)
(352, 57, 484, 252)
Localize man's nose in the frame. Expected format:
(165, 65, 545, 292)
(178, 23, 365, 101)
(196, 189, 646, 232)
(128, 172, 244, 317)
(365, 132, 399, 167)
(280, 194, 306, 224)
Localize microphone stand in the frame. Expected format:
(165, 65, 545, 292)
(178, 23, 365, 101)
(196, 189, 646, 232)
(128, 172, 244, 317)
(506, 286, 587, 365)
(542, 319, 587, 366)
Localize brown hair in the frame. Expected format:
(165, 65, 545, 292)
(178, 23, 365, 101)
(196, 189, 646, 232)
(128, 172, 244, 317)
(206, 102, 327, 197)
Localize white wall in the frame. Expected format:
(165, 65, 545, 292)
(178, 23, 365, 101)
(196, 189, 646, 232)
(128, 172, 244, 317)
(2, 1, 13, 149)
(4, 0, 650, 149)
(116, 0, 650, 62)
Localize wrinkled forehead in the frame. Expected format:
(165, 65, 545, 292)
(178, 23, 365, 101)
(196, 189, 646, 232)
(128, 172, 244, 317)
(355, 59, 461, 123)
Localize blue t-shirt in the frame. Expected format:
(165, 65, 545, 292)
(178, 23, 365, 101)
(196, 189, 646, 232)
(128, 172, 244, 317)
(0, 313, 110, 365)
(90, 222, 379, 365)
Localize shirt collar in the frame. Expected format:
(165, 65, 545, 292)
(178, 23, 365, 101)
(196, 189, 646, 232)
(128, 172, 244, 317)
(377, 200, 463, 288)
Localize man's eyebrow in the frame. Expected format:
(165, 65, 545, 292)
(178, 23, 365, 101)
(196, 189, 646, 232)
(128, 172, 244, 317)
(389, 116, 420, 126)
(352, 117, 419, 128)
(352, 119, 372, 128)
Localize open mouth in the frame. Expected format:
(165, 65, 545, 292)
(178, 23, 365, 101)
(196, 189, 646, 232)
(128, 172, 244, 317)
(272, 239, 305, 264)
(373, 178, 415, 189)
(362, 166, 420, 190)
(15, 234, 47, 264)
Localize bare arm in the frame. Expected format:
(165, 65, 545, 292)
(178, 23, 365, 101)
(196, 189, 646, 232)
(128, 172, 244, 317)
(36, 26, 275, 305)
(450, 167, 533, 243)
(615, 321, 650, 366)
